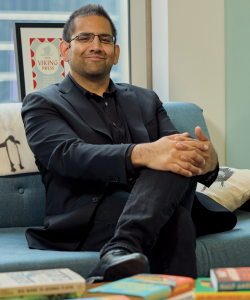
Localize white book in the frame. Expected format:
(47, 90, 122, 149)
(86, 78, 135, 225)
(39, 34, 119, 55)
(0, 268, 86, 298)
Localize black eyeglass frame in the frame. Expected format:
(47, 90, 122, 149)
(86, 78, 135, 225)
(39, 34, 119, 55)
(68, 33, 116, 45)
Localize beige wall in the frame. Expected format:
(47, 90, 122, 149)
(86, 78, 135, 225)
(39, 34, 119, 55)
(168, 0, 225, 165)
(130, 0, 152, 89)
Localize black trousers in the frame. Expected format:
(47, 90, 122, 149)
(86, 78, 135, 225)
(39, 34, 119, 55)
(81, 168, 198, 278)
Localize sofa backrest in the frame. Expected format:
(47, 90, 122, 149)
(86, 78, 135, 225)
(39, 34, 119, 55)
(163, 102, 210, 139)
(0, 173, 45, 228)
(0, 101, 209, 228)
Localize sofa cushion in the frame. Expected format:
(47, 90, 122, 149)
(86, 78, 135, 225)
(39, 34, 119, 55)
(0, 103, 38, 176)
(1, 210, 250, 278)
(196, 167, 250, 212)
(196, 210, 250, 277)
(0, 173, 45, 228)
(0, 227, 99, 279)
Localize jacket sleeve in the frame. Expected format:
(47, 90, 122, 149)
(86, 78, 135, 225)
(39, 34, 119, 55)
(153, 92, 218, 187)
(21, 92, 132, 185)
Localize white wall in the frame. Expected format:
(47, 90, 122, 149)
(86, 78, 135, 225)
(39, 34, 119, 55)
(151, 0, 169, 102)
(168, 0, 226, 165)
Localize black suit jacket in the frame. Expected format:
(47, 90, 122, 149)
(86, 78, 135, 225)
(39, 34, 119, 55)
(21, 74, 235, 251)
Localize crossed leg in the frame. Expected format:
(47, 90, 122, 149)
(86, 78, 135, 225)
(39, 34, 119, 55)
(83, 168, 198, 279)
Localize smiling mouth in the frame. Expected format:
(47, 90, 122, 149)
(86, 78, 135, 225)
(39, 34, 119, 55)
(86, 56, 104, 60)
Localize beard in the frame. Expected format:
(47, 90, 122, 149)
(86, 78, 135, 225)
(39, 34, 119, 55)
(68, 53, 114, 80)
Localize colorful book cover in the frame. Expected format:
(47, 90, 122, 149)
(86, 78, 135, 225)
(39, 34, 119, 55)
(130, 274, 194, 297)
(30, 38, 65, 92)
(88, 274, 195, 300)
(0, 268, 85, 298)
(65, 296, 130, 300)
(195, 277, 250, 299)
(210, 267, 250, 291)
(0, 291, 84, 300)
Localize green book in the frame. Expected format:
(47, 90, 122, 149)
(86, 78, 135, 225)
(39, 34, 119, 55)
(0, 291, 84, 300)
(195, 278, 250, 300)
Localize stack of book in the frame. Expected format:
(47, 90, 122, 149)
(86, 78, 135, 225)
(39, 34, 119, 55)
(2, 267, 250, 300)
(0, 268, 86, 300)
(195, 267, 250, 299)
(87, 274, 195, 300)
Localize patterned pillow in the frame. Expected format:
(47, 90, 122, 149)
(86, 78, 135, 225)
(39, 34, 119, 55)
(196, 167, 250, 212)
(0, 103, 38, 176)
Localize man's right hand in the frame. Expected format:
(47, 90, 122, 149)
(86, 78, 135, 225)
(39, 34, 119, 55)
(131, 134, 207, 177)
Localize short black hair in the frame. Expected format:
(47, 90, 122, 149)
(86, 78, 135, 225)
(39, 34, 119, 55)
(63, 4, 117, 44)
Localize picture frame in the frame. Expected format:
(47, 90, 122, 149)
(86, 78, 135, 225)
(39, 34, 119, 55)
(13, 23, 70, 102)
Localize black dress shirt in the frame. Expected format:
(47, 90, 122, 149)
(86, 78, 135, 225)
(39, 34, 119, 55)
(69, 74, 136, 190)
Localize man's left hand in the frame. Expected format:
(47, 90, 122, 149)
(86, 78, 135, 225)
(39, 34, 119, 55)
(174, 126, 218, 175)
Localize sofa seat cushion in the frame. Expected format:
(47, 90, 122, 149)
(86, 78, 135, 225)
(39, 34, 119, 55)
(0, 227, 99, 279)
(1, 210, 250, 279)
(196, 210, 250, 277)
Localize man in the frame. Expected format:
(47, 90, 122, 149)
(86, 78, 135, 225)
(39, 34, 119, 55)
(22, 4, 218, 282)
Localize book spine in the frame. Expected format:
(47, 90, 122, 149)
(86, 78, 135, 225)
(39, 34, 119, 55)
(218, 282, 237, 291)
(196, 293, 250, 300)
(218, 281, 250, 291)
(171, 284, 194, 297)
(0, 291, 84, 300)
(0, 283, 85, 298)
(146, 289, 173, 300)
(236, 282, 250, 291)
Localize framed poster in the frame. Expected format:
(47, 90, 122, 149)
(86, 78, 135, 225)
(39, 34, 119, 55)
(13, 23, 70, 102)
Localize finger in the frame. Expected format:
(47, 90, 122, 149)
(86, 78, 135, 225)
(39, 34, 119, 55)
(175, 143, 207, 163)
(180, 154, 204, 167)
(180, 161, 202, 175)
(180, 149, 207, 165)
(168, 132, 189, 140)
(168, 164, 193, 177)
(176, 141, 208, 151)
(195, 126, 209, 142)
(174, 136, 197, 142)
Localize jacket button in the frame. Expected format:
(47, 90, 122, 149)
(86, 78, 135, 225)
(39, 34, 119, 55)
(92, 197, 99, 203)
(19, 189, 24, 194)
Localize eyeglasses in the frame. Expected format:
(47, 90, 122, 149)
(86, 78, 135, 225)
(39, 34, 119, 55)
(68, 33, 116, 45)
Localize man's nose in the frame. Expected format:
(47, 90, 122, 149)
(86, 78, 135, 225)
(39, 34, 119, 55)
(89, 35, 103, 51)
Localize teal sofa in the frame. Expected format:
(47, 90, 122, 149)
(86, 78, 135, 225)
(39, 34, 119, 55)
(1, 102, 250, 278)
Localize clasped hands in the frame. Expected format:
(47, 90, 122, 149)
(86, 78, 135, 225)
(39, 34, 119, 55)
(131, 126, 218, 178)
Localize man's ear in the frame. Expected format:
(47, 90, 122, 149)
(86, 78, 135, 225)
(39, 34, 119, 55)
(60, 41, 69, 62)
(113, 44, 120, 65)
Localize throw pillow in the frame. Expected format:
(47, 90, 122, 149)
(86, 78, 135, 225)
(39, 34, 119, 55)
(196, 166, 250, 212)
(0, 103, 38, 176)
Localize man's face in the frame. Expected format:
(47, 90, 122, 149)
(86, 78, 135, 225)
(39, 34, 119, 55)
(66, 15, 119, 80)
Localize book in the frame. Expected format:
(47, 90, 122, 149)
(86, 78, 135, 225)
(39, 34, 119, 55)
(169, 290, 194, 300)
(66, 293, 194, 300)
(0, 291, 84, 300)
(88, 273, 195, 300)
(210, 267, 250, 291)
(65, 296, 130, 300)
(195, 277, 250, 299)
(0, 268, 85, 299)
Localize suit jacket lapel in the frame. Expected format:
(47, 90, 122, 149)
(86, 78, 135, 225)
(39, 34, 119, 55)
(58, 75, 113, 142)
(115, 85, 150, 144)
